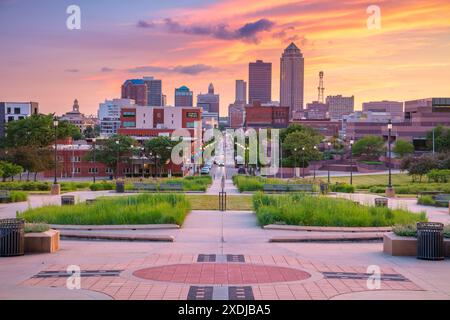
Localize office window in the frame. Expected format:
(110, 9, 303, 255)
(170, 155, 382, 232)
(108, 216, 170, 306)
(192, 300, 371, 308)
(123, 121, 136, 127)
(71, 156, 81, 162)
(105, 168, 113, 174)
(88, 168, 99, 173)
(7, 116, 14, 122)
(72, 168, 81, 174)
(14, 108, 20, 114)
(6, 107, 11, 114)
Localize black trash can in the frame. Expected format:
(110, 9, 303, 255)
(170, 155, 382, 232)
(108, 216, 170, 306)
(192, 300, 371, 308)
(116, 181, 125, 193)
(417, 222, 444, 261)
(61, 195, 75, 206)
(320, 183, 329, 195)
(0, 218, 25, 257)
(375, 198, 388, 207)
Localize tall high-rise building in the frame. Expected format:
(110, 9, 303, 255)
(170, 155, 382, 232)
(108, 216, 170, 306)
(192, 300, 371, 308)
(174, 86, 193, 107)
(143, 76, 163, 106)
(121, 79, 148, 106)
(280, 42, 304, 118)
(235, 80, 247, 104)
(197, 83, 220, 114)
(248, 60, 272, 104)
(326, 95, 354, 120)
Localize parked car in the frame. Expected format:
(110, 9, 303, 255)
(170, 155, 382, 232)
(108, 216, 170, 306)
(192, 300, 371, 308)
(200, 167, 210, 175)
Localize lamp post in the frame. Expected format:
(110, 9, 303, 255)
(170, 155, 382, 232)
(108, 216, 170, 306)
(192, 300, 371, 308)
(51, 118, 60, 195)
(294, 148, 297, 177)
(301, 147, 305, 178)
(140, 147, 145, 179)
(280, 139, 283, 179)
(313, 146, 317, 180)
(349, 139, 354, 185)
(115, 140, 120, 179)
(92, 138, 97, 183)
(327, 142, 331, 183)
(386, 120, 395, 197)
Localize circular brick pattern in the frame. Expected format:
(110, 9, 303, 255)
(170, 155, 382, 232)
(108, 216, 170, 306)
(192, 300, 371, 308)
(133, 263, 311, 285)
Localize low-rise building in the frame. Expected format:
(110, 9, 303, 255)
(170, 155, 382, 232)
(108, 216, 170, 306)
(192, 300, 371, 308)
(244, 101, 290, 129)
(0, 101, 39, 137)
(98, 99, 135, 137)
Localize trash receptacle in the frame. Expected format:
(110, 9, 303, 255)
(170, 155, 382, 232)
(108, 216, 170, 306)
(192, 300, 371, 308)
(320, 183, 329, 195)
(375, 198, 388, 207)
(0, 218, 25, 257)
(61, 195, 75, 206)
(417, 222, 444, 260)
(116, 181, 125, 193)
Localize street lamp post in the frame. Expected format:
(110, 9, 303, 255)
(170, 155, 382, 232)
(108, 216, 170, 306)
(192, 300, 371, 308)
(115, 140, 120, 179)
(51, 118, 60, 195)
(294, 148, 297, 178)
(141, 147, 145, 179)
(386, 120, 395, 197)
(313, 146, 317, 180)
(350, 139, 354, 185)
(301, 147, 305, 179)
(327, 142, 331, 183)
(92, 138, 97, 183)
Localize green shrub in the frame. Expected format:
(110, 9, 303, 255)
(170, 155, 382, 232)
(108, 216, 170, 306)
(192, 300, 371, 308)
(394, 224, 450, 238)
(24, 223, 50, 233)
(360, 161, 384, 165)
(19, 194, 191, 226)
(417, 195, 437, 206)
(89, 181, 115, 191)
(369, 183, 450, 194)
(233, 176, 318, 193)
(0, 181, 51, 191)
(9, 191, 28, 202)
(252, 193, 426, 227)
(329, 183, 355, 193)
(427, 169, 450, 183)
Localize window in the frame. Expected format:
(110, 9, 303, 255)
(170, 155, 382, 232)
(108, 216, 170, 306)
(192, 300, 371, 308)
(72, 168, 81, 174)
(88, 168, 99, 173)
(7, 116, 14, 122)
(6, 107, 11, 114)
(57, 156, 64, 162)
(105, 168, 113, 174)
(14, 108, 20, 114)
(186, 122, 195, 128)
(123, 121, 136, 127)
(123, 111, 135, 117)
(123, 168, 132, 174)
(71, 156, 81, 162)
(186, 112, 198, 118)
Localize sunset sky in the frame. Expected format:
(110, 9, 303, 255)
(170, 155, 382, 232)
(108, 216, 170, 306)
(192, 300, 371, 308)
(1, 0, 449, 116)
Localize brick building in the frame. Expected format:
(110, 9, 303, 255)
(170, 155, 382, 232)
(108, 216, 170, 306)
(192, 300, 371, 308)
(244, 102, 289, 129)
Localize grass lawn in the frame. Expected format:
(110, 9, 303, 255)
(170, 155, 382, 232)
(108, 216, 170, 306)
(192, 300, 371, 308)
(19, 194, 190, 225)
(252, 193, 427, 227)
(187, 195, 253, 210)
(329, 173, 411, 188)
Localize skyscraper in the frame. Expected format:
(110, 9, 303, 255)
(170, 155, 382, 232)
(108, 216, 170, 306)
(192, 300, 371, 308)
(235, 80, 247, 104)
(280, 42, 304, 118)
(121, 79, 147, 106)
(175, 86, 193, 107)
(249, 60, 272, 104)
(143, 76, 163, 106)
(197, 83, 219, 114)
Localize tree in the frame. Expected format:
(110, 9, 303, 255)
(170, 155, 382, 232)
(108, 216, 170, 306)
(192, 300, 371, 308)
(352, 136, 385, 160)
(426, 125, 450, 153)
(393, 139, 414, 158)
(283, 130, 323, 167)
(144, 136, 177, 176)
(0, 161, 23, 181)
(406, 154, 439, 182)
(86, 135, 136, 178)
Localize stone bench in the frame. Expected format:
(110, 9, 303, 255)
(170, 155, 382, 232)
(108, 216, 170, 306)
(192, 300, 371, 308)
(61, 195, 75, 206)
(263, 184, 289, 193)
(0, 190, 11, 203)
(433, 194, 450, 206)
(159, 183, 183, 192)
(133, 183, 157, 192)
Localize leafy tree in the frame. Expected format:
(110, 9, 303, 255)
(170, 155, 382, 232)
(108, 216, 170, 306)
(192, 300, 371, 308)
(283, 130, 323, 167)
(352, 136, 385, 160)
(393, 139, 414, 158)
(144, 136, 177, 176)
(83, 126, 97, 139)
(2, 114, 79, 148)
(86, 135, 136, 178)
(280, 124, 320, 142)
(0, 161, 23, 181)
(426, 125, 450, 153)
(406, 154, 440, 182)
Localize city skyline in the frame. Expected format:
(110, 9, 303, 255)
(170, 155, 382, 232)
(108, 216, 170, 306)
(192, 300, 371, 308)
(1, 0, 450, 116)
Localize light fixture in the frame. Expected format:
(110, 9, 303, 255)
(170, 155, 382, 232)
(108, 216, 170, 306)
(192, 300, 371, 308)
(350, 139, 354, 145)
(53, 119, 59, 127)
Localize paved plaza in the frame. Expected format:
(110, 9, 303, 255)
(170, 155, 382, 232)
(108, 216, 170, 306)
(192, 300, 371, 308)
(1, 170, 449, 300)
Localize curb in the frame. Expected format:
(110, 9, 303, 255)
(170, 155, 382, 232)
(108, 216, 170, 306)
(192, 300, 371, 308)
(60, 231, 174, 242)
(263, 224, 392, 233)
(50, 224, 180, 231)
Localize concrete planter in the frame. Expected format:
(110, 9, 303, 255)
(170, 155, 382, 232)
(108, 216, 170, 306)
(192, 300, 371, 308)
(24, 229, 60, 254)
(383, 232, 450, 257)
